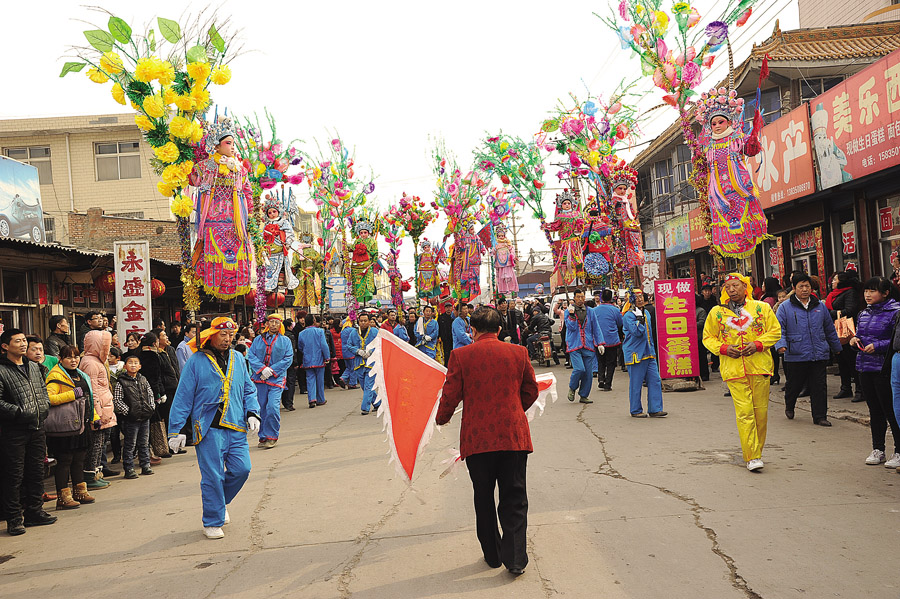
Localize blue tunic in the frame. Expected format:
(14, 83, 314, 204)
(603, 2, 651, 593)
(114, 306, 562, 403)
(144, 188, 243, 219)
(297, 326, 331, 368)
(345, 326, 379, 372)
(247, 332, 293, 388)
(622, 309, 657, 365)
(564, 307, 604, 352)
(393, 324, 410, 342)
(415, 318, 439, 357)
(452, 316, 472, 349)
(590, 303, 623, 347)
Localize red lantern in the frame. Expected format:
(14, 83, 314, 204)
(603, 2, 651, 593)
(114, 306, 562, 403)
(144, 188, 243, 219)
(401, 280, 411, 292)
(150, 279, 166, 299)
(266, 292, 285, 308)
(245, 288, 257, 304)
(95, 272, 116, 293)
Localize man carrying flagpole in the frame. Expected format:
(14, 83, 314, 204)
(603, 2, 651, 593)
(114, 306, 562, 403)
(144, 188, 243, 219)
(167, 317, 260, 539)
(415, 305, 439, 359)
(346, 311, 380, 415)
(247, 314, 293, 449)
(436, 306, 539, 576)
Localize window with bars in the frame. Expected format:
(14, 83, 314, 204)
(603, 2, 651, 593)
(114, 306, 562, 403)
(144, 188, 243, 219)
(652, 158, 674, 214)
(95, 141, 141, 181)
(799, 77, 844, 103)
(4, 147, 52, 185)
(673, 144, 696, 203)
(741, 88, 782, 126)
(43, 217, 55, 244)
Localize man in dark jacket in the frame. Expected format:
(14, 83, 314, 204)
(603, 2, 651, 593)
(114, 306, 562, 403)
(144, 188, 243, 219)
(497, 296, 524, 344)
(77, 311, 105, 351)
(436, 307, 538, 576)
(45, 315, 71, 358)
(775, 272, 842, 426)
(281, 318, 298, 411)
(0, 329, 56, 535)
(405, 308, 418, 346)
(525, 309, 558, 365)
(437, 301, 455, 362)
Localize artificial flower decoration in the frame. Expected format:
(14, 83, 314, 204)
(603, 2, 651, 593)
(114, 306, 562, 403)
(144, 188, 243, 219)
(142, 94, 165, 118)
(210, 64, 231, 85)
(99, 52, 124, 74)
(170, 193, 193, 218)
(153, 141, 179, 163)
(111, 82, 126, 105)
(86, 67, 108, 83)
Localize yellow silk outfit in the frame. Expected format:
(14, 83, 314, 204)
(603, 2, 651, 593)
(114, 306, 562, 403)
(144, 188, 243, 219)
(702, 279, 781, 462)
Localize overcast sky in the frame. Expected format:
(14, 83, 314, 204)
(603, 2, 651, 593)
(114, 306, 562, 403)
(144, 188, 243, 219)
(1, 0, 799, 275)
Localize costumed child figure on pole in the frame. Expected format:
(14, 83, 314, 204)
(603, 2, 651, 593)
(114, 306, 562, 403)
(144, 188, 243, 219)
(190, 117, 254, 299)
(262, 198, 307, 292)
(452, 219, 486, 302)
(492, 223, 519, 296)
(697, 87, 768, 258)
(610, 166, 644, 270)
(417, 239, 442, 299)
(166, 317, 260, 540)
(350, 213, 379, 305)
(293, 233, 324, 308)
(582, 204, 613, 286)
(541, 190, 584, 290)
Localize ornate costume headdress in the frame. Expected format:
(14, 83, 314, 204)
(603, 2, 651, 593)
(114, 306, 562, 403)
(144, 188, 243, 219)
(353, 206, 378, 236)
(555, 189, 576, 212)
(203, 116, 237, 154)
(298, 232, 314, 245)
(262, 197, 283, 219)
(420, 238, 431, 250)
(696, 87, 745, 126)
(609, 165, 638, 189)
(495, 223, 508, 237)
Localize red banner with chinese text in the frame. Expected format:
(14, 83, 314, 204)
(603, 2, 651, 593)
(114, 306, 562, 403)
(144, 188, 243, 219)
(812, 48, 900, 189)
(751, 104, 817, 209)
(114, 241, 152, 341)
(654, 279, 699, 379)
(688, 207, 708, 250)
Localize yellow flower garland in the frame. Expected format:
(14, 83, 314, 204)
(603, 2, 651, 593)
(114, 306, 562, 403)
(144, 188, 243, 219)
(154, 142, 179, 163)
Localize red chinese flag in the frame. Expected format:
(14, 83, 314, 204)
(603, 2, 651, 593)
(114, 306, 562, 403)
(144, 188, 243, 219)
(376, 332, 447, 481)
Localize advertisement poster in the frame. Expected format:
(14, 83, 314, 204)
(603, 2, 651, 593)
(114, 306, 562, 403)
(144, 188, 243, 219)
(641, 249, 666, 295)
(0, 156, 46, 242)
(688, 207, 708, 250)
(751, 104, 817, 209)
(115, 241, 152, 340)
(654, 279, 699, 379)
(664, 214, 691, 257)
(328, 276, 348, 310)
(812, 47, 900, 189)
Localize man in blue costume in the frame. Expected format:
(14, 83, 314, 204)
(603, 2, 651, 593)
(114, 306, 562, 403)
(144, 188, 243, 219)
(297, 313, 331, 409)
(416, 305, 440, 359)
(346, 311, 380, 415)
(623, 290, 666, 418)
(565, 288, 605, 405)
(590, 289, 623, 392)
(340, 316, 359, 389)
(452, 303, 473, 350)
(167, 317, 260, 540)
(247, 314, 293, 449)
(393, 311, 410, 342)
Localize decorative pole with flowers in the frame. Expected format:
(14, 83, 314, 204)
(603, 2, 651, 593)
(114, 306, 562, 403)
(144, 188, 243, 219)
(306, 137, 374, 319)
(385, 193, 435, 300)
(63, 9, 236, 313)
(231, 111, 305, 323)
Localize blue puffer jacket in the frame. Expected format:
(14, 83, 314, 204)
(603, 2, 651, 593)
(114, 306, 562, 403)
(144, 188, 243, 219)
(774, 295, 842, 362)
(854, 298, 900, 372)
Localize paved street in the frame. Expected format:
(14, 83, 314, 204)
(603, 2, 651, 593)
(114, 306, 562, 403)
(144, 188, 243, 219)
(0, 364, 897, 599)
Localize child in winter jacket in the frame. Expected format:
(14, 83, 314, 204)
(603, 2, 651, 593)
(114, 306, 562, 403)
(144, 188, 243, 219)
(113, 355, 156, 478)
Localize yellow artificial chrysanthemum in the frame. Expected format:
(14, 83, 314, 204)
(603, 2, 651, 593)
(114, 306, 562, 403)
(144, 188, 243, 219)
(254, 162, 266, 177)
(189, 121, 204, 143)
(142, 95, 165, 119)
(157, 180, 175, 197)
(162, 87, 176, 106)
(134, 57, 159, 83)
(154, 142, 179, 163)
(672, 2, 690, 14)
(653, 11, 669, 35)
(173, 94, 196, 112)
(186, 61, 211, 83)
(169, 115, 192, 139)
(210, 64, 231, 85)
(86, 68, 108, 84)
(162, 164, 187, 185)
(178, 160, 195, 178)
(130, 99, 141, 110)
(170, 193, 193, 218)
(157, 61, 176, 86)
(111, 83, 126, 105)
(190, 88, 210, 111)
(135, 114, 154, 131)
(100, 52, 124, 74)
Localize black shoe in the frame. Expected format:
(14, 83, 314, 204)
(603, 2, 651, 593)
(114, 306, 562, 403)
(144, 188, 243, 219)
(508, 567, 525, 576)
(284, 405, 296, 411)
(102, 466, 120, 477)
(110, 456, 121, 464)
(834, 388, 853, 399)
(785, 409, 794, 419)
(724, 391, 731, 397)
(565, 364, 573, 369)
(7, 521, 25, 536)
(316, 400, 328, 406)
(24, 510, 57, 527)
(851, 394, 865, 403)
(814, 418, 833, 427)
(124, 469, 138, 479)
(649, 411, 668, 418)
(631, 413, 648, 418)
(309, 402, 317, 408)
(140, 467, 154, 476)
(484, 557, 502, 569)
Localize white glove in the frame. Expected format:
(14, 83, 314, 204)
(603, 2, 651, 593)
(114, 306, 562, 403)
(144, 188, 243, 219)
(159, 394, 167, 404)
(261, 367, 274, 380)
(632, 308, 643, 317)
(247, 416, 261, 433)
(424, 335, 432, 342)
(357, 349, 367, 357)
(168, 434, 186, 455)
(597, 345, 606, 355)
(365, 349, 374, 359)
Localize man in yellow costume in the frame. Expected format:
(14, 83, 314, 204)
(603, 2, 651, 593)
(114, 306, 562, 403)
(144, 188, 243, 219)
(702, 273, 781, 472)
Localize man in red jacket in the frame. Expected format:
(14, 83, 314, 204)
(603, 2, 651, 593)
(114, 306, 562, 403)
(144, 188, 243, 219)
(436, 306, 539, 576)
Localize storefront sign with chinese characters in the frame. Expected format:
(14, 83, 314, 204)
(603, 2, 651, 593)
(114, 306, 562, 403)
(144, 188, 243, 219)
(654, 279, 698, 379)
(663, 214, 691, 257)
(641, 249, 666, 295)
(842, 221, 857, 255)
(751, 104, 817, 208)
(815, 226, 826, 280)
(813, 47, 900, 189)
(688, 207, 708, 249)
(328, 276, 348, 310)
(115, 241, 152, 340)
(792, 229, 818, 252)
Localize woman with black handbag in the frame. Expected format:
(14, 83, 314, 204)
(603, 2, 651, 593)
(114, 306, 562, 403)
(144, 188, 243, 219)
(44, 345, 99, 509)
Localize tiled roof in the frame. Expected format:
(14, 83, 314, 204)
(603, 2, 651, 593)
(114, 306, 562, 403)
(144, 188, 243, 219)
(750, 20, 900, 61)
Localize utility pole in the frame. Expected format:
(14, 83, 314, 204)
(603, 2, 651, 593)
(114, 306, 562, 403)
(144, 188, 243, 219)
(509, 206, 525, 275)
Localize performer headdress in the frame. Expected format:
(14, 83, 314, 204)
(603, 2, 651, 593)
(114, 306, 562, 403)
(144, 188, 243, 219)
(610, 165, 638, 189)
(697, 87, 745, 126)
(354, 207, 377, 236)
(204, 116, 237, 154)
(262, 197, 283, 218)
(556, 189, 576, 212)
(298, 232, 314, 244)
(187, 316, 238, 352)
(720, 272, 754, 304)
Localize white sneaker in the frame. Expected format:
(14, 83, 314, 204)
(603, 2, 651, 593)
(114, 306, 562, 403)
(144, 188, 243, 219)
(885, 453, 900, 468)
(747, 458, 764, 471)
(865, 449, 886, 465)
(224, 509, 230, 525)
(203, 526, 225, 539)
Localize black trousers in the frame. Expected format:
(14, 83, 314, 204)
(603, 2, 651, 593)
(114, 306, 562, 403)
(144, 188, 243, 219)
(324, 361, 335, 388)
(0, 428, 46, 524)
(596, 345, 618, 389)
(697, 343, 710, 381)
(837, 345, 857, 391)
(54, 448, 86, 491)
(297, 367, 307, 393)
(784, 360, 828, 421)
(281, 366, 297, 408)
(466, 451, 529, 570)
(859, 371, 900, 454)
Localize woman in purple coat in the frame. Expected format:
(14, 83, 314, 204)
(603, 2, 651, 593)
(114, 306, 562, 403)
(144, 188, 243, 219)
(850, 277, 900, 468)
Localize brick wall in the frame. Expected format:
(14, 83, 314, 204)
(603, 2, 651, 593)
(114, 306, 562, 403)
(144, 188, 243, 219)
(68, 208, 181, 262)
(798, 0, 890, 28)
